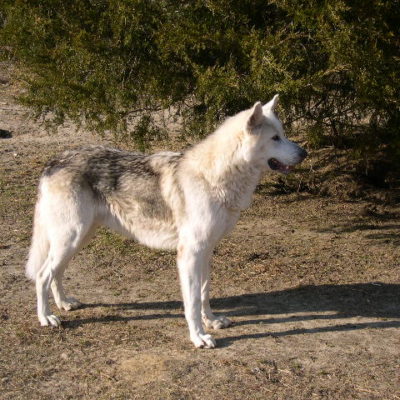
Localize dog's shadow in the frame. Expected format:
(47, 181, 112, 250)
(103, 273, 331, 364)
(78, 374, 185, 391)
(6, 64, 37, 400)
(64, 283, 400, 345)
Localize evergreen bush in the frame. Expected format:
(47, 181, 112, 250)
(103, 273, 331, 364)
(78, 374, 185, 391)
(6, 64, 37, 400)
(1, 0, 399, 183)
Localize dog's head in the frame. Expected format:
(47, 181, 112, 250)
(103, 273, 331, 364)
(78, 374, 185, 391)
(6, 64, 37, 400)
(243, 95, 307, 173)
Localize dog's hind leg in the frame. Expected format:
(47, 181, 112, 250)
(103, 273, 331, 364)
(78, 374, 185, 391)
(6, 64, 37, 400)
(35, 186, 96, 327)
(36, 254, 61, 327)
(50, 227, 96, 311)
(51, 275, 82, 312)
(36, 225, 90, 326)
(201, 251, 232, 330)
(37, 223, 95, 326)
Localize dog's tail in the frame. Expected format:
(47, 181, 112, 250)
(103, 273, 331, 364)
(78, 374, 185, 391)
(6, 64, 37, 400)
(26, 202, 49, 281)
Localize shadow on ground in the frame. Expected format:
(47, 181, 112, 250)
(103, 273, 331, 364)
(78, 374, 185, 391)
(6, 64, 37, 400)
(317, 223, 400, 244)
(64, 283, 400, 345)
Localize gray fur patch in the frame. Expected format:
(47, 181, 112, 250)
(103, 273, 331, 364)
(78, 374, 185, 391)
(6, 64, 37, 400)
(43, 146, 183, 224)
(45, 147, 153, 190)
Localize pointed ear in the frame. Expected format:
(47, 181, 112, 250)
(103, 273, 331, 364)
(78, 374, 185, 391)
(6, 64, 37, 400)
(247, 101, 264, 130)
(263, 94, 279, 113)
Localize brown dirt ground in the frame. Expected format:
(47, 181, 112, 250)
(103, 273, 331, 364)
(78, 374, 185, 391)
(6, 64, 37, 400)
(1, 66, 399, 400)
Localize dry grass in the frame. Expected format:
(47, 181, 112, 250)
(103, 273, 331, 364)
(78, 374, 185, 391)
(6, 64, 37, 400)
(1, 74, 399, 399)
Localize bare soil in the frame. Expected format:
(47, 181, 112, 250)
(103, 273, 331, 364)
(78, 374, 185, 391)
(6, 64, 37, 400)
(1, 68, 399, 400)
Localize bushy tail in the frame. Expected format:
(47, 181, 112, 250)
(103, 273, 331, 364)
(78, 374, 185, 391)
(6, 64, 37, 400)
(26, 204, 49, 281)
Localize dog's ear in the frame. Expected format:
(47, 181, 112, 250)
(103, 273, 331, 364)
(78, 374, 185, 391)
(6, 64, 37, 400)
(247, 101, 264, 130)
(263, 94, 279, 113)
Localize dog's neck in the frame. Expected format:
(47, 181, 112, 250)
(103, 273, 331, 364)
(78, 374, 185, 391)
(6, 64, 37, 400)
(213, 157, 264, 210)
(185, 128, 265, 210)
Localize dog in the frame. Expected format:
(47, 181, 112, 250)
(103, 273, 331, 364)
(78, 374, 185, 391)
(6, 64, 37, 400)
(26, 95, 307, 348)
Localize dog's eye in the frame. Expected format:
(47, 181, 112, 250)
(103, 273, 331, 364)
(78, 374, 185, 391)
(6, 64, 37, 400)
(272, 135, 280, 141)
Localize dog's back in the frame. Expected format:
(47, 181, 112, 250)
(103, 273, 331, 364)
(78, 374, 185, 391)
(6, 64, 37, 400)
(43, 146, 180, 200)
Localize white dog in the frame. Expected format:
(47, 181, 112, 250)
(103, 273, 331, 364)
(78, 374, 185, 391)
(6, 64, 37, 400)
(26, 95, 307, 348)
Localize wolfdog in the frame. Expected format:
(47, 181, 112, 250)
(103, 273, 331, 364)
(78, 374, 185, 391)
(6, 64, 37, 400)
(26, 95, 307, 348)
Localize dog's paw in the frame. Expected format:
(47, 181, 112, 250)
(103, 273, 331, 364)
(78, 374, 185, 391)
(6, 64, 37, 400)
(39, 314, 62, 327)
(58, 297, 82, 311)
(191, 333, 216, 349)
(203, 315, 232, 330)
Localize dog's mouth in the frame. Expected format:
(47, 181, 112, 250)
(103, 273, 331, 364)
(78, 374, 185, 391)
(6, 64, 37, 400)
(268, 158, 293, 174)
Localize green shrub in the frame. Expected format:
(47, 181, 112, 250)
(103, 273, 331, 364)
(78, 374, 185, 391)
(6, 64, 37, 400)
(1, 0, 399, 182)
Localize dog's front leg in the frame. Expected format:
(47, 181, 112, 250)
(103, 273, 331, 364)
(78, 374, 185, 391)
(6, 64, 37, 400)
(177, 244, 216, 349)
(201, 252, 232, 330)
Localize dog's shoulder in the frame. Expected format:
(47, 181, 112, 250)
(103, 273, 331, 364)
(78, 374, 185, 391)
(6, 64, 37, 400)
(148, 151, 183, 173)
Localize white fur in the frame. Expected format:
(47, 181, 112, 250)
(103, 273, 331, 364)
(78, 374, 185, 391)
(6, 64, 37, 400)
(26, 96, 306, 348)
